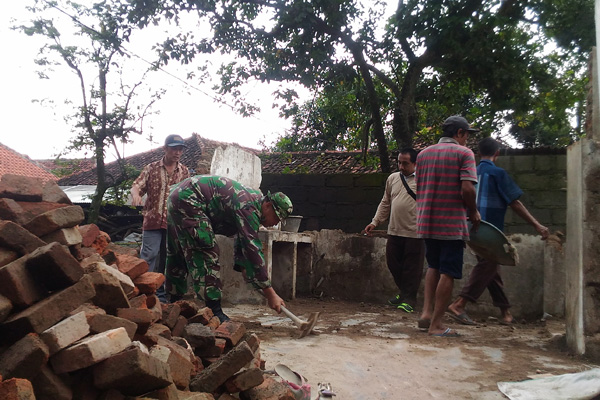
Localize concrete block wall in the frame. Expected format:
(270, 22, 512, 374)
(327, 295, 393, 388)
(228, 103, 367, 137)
(261, 152, 567, 235)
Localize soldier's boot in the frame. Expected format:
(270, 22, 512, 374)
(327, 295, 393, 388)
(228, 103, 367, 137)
(206, 299, 230, 323)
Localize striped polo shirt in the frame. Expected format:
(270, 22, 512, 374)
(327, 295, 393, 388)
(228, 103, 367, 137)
(416, 137, 477, 240)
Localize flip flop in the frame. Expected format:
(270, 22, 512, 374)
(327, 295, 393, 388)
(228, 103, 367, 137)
(447, 311, 476, 326)
(429, 327, 460, 337)
(417, 318, 431, 329)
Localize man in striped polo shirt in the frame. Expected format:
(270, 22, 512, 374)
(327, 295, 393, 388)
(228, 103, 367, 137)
(415, 116, 481, 337)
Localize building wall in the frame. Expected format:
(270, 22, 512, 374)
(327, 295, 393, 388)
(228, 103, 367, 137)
(261, 153, 567, 235)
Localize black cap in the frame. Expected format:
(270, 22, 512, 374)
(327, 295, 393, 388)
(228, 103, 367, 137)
(443, 116, 480, 133)
(164, 134, 187, 148)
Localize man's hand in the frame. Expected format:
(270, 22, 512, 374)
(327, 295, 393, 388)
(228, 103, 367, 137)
(362, 223, 376, 236)
(536, 224, 550, 240)
(262, 287, 285, 313)
(469, 209, 481, 233)
(130, 186, 144, 206)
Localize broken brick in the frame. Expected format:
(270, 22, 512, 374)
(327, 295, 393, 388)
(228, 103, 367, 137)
(161, 303, 182, 329)
(134, 272, 166, 295)
(115, 254, 149, 280)
(0, 174, 44, 202)
(215, 321, 246, 347)
(31, 364, 73, 400)
(0, 294, 12, 323)
(0, 254, 47, 310)
(88, 269, 131, 314)
(23, 205, 85, 237)
(224, 368, 265, 393)
(89, 314, 138, 340)
(190, 341, 255, 393)
(183, 323, 216, 349)
(239, 376, 295, 400)
(93, 346, 173, 396)
(50, 327, 132, 374)
(25, 242, 84, 291)
(116, 307, 154, 334)
(171, 315, 188, 338)
(0, 333, 50, 381)
(188, 307, 214, 326)
(0, 220, 46, 256)
(41, 226, 83, 246)
(0, 377, 36, 400)
(78, 224, 101, 247)
(195, 338, 226, 359)
(1, 274, 96, 342)
(42, 180, 72, 204)
(40, 311, 90, 355)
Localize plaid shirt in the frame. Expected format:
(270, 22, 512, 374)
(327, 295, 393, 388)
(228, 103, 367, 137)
(416, 137, 477, 240)
(132, 158, 190, 230)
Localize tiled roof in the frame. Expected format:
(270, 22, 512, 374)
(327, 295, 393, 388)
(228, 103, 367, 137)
(0, 143, 59, 182)
(36, 159, 96, 178)
(259, 150, 401, 174)
(57, 133, 258, 185)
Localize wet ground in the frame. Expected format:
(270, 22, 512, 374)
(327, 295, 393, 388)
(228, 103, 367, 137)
(225, 298, 599, 400)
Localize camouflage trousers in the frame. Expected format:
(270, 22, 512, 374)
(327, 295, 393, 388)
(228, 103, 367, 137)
(165, 207, 223, 302)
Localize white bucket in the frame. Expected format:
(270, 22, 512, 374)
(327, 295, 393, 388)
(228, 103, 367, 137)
(281, 215, 303, 232)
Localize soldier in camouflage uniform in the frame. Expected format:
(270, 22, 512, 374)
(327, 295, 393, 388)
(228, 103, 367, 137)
(165, 175, 293, 322)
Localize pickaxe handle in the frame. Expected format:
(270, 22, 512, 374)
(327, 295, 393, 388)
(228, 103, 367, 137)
(280, 305, 308, 329)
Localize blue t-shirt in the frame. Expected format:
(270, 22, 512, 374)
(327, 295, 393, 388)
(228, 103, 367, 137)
(476, 160, 523, 231)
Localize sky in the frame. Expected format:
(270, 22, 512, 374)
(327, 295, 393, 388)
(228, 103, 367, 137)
(0, 1, 306, 162)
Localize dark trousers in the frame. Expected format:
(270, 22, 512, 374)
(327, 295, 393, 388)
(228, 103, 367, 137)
(386, 235, 425, 304)
(459, 257, 511, 309)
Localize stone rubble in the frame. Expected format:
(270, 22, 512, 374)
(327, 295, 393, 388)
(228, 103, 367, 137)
(0, 174, 295, 400)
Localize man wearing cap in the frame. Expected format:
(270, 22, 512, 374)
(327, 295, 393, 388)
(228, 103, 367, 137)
(165, 175, 293, 322)
(131, 135, 190, 302)
(415, 116, 481, 337)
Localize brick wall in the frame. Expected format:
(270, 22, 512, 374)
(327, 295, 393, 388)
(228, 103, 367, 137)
(261, 152, 567, 235)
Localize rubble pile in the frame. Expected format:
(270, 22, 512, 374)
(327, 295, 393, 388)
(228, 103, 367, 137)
(0, 174, 296, 400)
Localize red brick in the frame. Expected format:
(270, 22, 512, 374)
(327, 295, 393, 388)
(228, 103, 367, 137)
(0, 275, 96, 342)
(239, 376, 295, 400)
(215, 321, 246, 347)
(106, 242, 138, 257)
(134, 272, 166, 295)
(31, 364, 73, 400)
(115, 254, 148, 280)
(179, 392, 215, 400)
(41, 226, 83, 246)
(25, 241, 84, 291)
(23, 205, 85, 237)
(50, 328, 132, 374)
(146, 323, 172, 340)
(42, 180, 72, 204)
(0, 247, 18, 269)
(0, 333, 50, 381)
(147, 294, 163, 323)
(161, 303, 181, 329)
(190, 341, 255, 393)
(0, 377, 36, 400)
(116, 307, 154, 334)
(0, 174, 43, 202)
(243, 333, 261, 353)
(144, 383, 180, 400)
(0, 198, 23, 224)
(92, 231, 111, 255)
(40, 311, 90, 355)
(183, 323, 216, 349)
(171, 315, 188, 338)
(188, 307, 213, 325)
(78, 224, 101, 247)
(150, 344, 194, 390)
(92, 346, 173, 396)
(0, 220, 46, 256)
(217, 394, 237, 400)
(88, 270, 131, 314)
(224, 368, 264, 393)
(16, 201, 69, 225)
(89, 314, 138, 340)
(0, 294, 12, 323)
(175, 300, 201, 318)
(83, 261, 136, 295)
(195, 338, 226, 358)
(129, 294, 149, 308)
(206, 316, 221, 330)
(0, 255, 47, 309)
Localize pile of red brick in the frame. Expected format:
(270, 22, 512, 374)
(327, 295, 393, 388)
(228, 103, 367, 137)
(0, 174, 296, 400)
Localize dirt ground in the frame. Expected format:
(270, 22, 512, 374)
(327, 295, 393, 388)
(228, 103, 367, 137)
(224, 298, 598, 400)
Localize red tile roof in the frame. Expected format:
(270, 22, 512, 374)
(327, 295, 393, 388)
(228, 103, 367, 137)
(0, 143, 59, 182)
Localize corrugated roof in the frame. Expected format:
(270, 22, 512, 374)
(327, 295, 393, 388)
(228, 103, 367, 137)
(0, 143, 59, 182)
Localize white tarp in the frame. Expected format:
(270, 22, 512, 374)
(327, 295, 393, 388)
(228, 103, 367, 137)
(497, 368, 600, 400)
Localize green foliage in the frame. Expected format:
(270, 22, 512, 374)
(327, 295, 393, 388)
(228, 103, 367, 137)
(17, 0, 164, 223)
